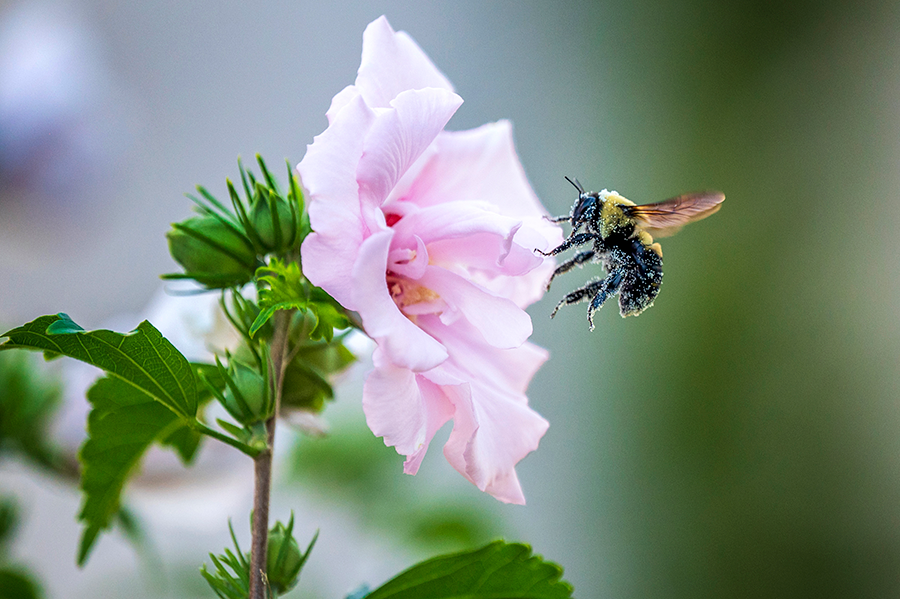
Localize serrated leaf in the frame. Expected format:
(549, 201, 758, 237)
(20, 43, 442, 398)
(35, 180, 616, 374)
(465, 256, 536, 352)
(1, 314, 197, 418)
(249, 302, 304, 337)
(157, 363, 223, 463)
(77, 375, 191, 566)
(307, 301, 350, 342)
(364, 541, 573, 599)
(251, 260, 308, 336)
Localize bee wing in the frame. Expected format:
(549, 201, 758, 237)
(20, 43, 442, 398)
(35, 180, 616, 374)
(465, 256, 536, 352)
(628, 191, 724, 238)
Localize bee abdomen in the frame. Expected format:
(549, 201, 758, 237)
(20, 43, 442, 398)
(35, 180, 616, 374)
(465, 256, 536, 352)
(616, 240, 663, 317)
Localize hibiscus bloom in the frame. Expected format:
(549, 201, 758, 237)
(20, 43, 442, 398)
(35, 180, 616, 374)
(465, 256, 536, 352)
(298, 16, 561, 503)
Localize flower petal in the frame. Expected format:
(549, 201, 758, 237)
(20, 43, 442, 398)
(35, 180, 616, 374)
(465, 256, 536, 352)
(299, 93, 376, 307)
(351, 230, 448, 371)
(389, 200, 520, 248)
(418, 266, 532, 349)
(402, 121, 545, 217)
(363, 348, 454, 474)
(426, 233, 543, 278)
(325, 84, 358, 124)
(419, 314, 548, 397)
(411, 317, 549, 505)
(356, 16, 455, 109)
(442, 382, 549, 504)
(356, 87, 463, 208)
(388, 235, 429, 280)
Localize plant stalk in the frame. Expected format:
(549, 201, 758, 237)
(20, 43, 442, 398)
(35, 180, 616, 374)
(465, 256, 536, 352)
(249, 310, 291, 599)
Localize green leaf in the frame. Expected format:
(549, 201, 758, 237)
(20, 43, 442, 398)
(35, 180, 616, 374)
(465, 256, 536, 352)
(0, 567, 43, 599)
(1, 314, 197, 418)
(364, 541, 573, 599)
(77, 375, 190, 566)
(159, 423, 202, 463)
(251, 260, 308, 336)
(306, 299, 351, 342)
(157, 362, 223, 463)
(0, 497, 18, 547)
(200, 521, 250, 599)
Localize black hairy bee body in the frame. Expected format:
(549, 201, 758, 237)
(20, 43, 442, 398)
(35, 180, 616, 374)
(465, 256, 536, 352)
(539, 178, 723, 330)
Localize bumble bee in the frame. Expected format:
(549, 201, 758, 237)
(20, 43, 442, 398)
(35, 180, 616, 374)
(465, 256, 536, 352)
(538, 178, 724, 329)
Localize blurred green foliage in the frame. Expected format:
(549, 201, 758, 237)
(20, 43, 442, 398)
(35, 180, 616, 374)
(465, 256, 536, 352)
(527, 1, 900, 597)
(286, 420, 502, 555)
(0, 351, 64, 474)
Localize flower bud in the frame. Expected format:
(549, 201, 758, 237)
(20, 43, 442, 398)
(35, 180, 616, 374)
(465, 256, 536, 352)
(249, 188, 298, 254)
(281, 334, 355, 413)
(266, 520, 304, 594)
(166, 216, 259, 288)
(221, 360, 269, 424)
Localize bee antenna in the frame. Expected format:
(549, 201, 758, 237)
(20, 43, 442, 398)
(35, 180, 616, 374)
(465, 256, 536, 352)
(564, 176, 585, 194)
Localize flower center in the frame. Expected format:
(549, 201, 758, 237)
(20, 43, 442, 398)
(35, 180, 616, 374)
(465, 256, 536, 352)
(386, 273, 440, 310)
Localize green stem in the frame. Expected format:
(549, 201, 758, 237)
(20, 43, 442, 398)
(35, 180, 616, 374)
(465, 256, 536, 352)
(193, 422, 262, 458)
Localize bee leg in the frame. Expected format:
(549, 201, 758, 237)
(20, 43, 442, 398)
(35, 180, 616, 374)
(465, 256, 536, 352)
(587, 270, 624, 331)
(543, 214, 571, 224)
(550, 278, 606, 318)
(535, 232, 595, 257)
(546, 249, 596, 290)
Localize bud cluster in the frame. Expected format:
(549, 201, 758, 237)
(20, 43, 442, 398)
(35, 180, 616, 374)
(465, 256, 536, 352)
(200, 515, 316, 599)
(165, 156, 308, 290)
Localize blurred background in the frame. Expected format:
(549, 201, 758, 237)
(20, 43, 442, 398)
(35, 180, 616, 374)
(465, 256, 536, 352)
(2, 0, 900, 597)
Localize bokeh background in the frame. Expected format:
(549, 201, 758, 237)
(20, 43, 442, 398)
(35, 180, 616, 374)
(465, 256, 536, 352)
(2, 0, 900, 597)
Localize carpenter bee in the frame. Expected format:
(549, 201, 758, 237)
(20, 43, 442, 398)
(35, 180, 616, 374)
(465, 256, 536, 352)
(538, 178, 724, 329)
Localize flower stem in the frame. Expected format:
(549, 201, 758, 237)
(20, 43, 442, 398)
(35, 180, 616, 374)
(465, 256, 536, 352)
(249, 419, 275, 599)
(193, 422, 262, 458)
(249, 310, 291, 599)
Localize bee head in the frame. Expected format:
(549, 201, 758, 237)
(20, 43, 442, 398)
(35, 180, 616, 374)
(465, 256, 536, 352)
(563, 177, 596, 225)
(570, 193, 596, 224)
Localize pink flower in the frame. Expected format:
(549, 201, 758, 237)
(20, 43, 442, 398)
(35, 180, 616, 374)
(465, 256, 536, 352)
(298, 16, 561, 504)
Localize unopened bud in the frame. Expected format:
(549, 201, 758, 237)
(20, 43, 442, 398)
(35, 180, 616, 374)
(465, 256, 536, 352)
(250, 188, 298, 254)
(221, 360, 269, 424)
(166, 216, 259, 288)
(266, 520, 304, 594)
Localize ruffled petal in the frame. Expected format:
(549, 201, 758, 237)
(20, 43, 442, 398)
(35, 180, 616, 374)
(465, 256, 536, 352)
(442, 381, 549, 504)
(402, 121, 546, 217)
(325, 85, 359, 124)
(356, 16, 455, 109)
(419, 315, 548, 398)
(299, 93, 376, 306)
(418, 266, 532, 349)
(388, 235, 429, 280)
(363, 348, 454, 474)
(390, 201, 521, 249)
(351, 230, 448, 371)
(426, 233, 543, 278)
(356, 88, 463, 208)
(418, 315, 549, 504)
